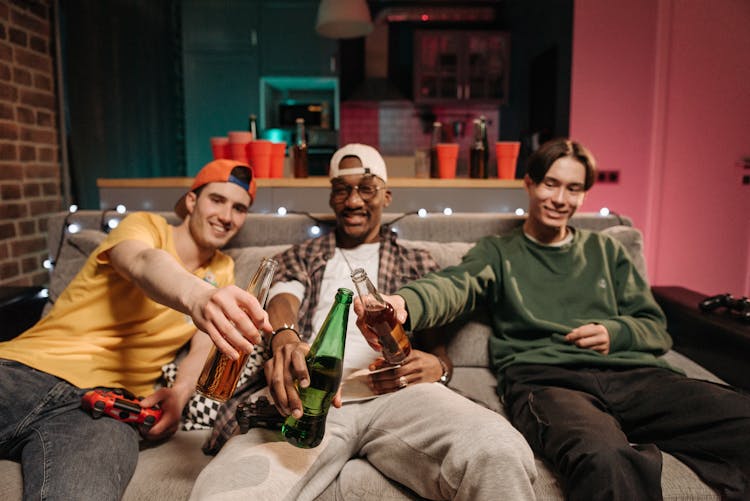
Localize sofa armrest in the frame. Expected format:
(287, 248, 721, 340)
(653, 285, 750, 391)
(0, 286, 47, 342)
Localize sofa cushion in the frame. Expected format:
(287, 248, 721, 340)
(600, 225, 646, 278)
(223, 244, 292, 290)
(45, 229, 106, 314)
(122, 430, 212, 501)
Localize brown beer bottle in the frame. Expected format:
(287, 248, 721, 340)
(350, 268, 411, 365)
(292, 118, 308, 178)
(469, 118, 487, 179)
(196, 257, 278, 402)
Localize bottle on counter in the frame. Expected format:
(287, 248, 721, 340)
(248, 114, 258, 140)
(196, 257, 278, 402)
(350, 268, 411, 365)
(479, 115, 489, 169)
(469, 118, 487, 179)
(282, 287, 351, 448)
(293, 118, 309, 178)
(429, 121, 443, 179)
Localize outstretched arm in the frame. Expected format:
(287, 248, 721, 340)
(108, 239, 271, 359)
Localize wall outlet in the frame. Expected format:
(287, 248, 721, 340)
(597, 170, 620, 184)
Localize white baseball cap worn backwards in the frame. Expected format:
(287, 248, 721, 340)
(329, 143, 388, 183)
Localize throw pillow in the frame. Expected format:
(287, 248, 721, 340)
(399, 239, 475, 268)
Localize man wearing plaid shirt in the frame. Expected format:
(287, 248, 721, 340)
(191, 144, 536, 501)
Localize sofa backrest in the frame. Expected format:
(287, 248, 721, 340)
(43, 210, 641, 313)
(41, 210, 646, 368)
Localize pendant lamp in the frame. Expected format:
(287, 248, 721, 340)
(315, 0, 374, 39)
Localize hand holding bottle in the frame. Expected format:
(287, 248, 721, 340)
(350, 269, 411, 365)
(265, 336, 343, 419)
(196, 257, 277, 402)
(353, 293, 408, 351)
(281, 288, 351, 448)
(366, 349, 444, 395)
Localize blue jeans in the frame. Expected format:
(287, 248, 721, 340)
(0, 359, 139, 501)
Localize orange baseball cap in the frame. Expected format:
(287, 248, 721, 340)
(174, 159, 256, 218)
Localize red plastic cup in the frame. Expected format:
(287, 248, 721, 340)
(436, 143, 459, 179)
(496, 141, 521, 179)
(209, 137, 230, 160)
(269, 142, 286, 178)
(228, 131, 253, 164)
(246, 139, 272, 178)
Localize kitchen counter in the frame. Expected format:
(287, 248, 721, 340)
(97, 177, 527, 214)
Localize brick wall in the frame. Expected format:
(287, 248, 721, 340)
(0, 0, 61, 287)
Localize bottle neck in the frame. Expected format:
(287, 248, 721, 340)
(431, 125, 442, 146)
(308, 290, 351, 357)
(352, 273, 385, 310)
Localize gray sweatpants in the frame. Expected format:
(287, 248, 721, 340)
(190, 382, 537, 500)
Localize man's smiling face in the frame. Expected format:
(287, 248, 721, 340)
(329, 155, 391, 249)
(523, 156, 586, 243)
(185, 181, 250, 251)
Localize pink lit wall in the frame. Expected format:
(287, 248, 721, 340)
(570, 0, 750, 295)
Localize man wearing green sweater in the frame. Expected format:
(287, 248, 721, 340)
(355, 138, 750, 501)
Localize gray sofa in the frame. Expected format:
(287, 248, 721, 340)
(0, 210, 730, 500)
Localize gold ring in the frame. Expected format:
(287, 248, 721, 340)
(398, 376, 408, 388)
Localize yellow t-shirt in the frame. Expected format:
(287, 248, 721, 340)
(0, 212, 234, 396)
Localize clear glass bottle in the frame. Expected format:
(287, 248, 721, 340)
(196, 257, 278, 402)
(282, 288, 351, 448)
(248, 114, 258, 140)
(293, 118, 308, 178)
(429, 121, 442, 178)
(350, 268, 411, 365)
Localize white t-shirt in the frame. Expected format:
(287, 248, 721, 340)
(267, 242, 384, 401)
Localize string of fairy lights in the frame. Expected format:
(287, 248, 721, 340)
(41, 203, 620, 272)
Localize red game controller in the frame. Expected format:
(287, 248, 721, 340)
(81, 387, 162, 429)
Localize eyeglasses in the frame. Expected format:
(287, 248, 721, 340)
(330, 184, 384, 203)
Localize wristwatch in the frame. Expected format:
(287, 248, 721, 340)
(436, 356, 451, 385)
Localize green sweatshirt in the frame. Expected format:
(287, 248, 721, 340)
(398, 227, 679, 388)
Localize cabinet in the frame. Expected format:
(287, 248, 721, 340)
(182, 0, 260, 174)
(182, 0, 338, 174)
(183, 53, 259, 174)
(259, 1, 338, 76)
(413, 30, 510, 104)
(182, 0, 259, 51)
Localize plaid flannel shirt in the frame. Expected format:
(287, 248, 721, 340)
(202, 227, 440, 454)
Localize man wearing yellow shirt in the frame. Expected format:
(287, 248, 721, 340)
(0, 159, 272, 500)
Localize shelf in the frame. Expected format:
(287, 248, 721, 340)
(97, 177, 524, 189)
(98, 176, 526, 214)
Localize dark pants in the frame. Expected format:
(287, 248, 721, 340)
(0, 360, 139, 501)
(503, 364, 750, 501)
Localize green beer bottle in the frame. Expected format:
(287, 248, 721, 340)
(282, 288, 351, 448)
